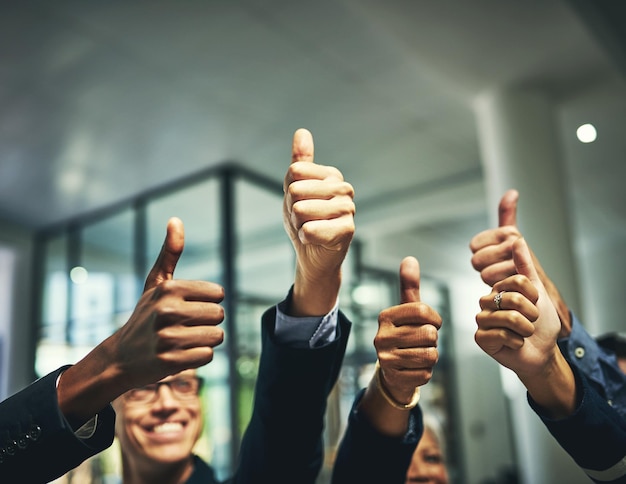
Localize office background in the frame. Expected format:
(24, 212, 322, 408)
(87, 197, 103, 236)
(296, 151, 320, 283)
(1, 1, 625, 483)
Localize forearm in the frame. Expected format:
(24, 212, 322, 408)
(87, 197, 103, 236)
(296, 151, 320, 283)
(518, 350, 577, 420)
(291, 264, 341, 317)
(357, 375, 413, 437)
(57, 333, 126, 428)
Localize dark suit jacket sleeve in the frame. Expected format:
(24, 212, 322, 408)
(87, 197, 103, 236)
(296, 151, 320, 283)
(232, 301, 351, 484)
(0, 366, 115, 484)
(529, 364, 626, 483)
(331, 389, 422, 484)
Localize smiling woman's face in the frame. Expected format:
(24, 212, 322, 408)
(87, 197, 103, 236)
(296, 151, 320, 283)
(113, 369, 203, 469)
(405, 427, 449, 484)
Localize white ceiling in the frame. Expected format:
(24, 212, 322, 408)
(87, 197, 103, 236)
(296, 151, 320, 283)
(1, 0, 625, 305)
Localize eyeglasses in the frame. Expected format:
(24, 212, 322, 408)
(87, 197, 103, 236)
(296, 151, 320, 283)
(124, 376, 204, 404)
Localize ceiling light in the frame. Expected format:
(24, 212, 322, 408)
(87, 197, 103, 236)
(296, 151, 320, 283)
(70, 266, 89, 284)
(576, 123, 597, 143)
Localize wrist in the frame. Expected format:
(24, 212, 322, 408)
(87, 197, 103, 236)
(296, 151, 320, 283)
(291, 267, 341, 317)
(357, 376, 412, 437)
(519, 350, 577, 419)
(374, 360, 421, 411)
(58, 333, 127, 423)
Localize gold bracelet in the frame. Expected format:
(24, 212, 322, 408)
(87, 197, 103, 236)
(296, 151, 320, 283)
(374, 360, 421, 410)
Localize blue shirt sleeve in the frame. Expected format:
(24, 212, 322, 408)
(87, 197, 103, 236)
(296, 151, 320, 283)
(528, 364, 626, 483)
(558, 313, 626, 420)
(274, 296, 339, 349)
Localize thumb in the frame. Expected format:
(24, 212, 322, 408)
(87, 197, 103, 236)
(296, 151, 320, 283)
(143, 217, 184, 291)
(399, 256, 421, 304)
(512, 237, 541, 284)
(292, 128, 314, 163)
(498, 189, 519, 227)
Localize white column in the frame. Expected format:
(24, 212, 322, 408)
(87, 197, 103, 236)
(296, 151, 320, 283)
(473, 88, 586, 484)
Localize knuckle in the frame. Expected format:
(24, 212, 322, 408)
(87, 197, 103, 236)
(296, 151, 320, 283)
(341, 181, 355, 198)
(155, 332, 177, 352)
(340, 198, 356, 216)
(420, 369, 434, 384)
(423, 325, 439, 344)
(158, 279, 177, 293)
(470, 253, 483, 270)
(509, 292, 524, 307)
(155, 303, 177, 320)
(373, 333, 385, 351)
(511, 274, 527, 286)
(291, 200, 308, 219)
(327, 166, 344, 181)
(211, 327, 225, 346)
(422, 347, 439, 366)
(211, 305, 225, 322)
(287, 182, 300, 200)
(378, 308, 394, 325)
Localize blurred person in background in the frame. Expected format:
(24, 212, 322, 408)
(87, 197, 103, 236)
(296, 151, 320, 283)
(405, 412, 449, 484)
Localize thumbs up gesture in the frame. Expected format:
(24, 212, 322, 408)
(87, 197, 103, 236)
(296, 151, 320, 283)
(111, 217, 226, 390)
(56, 218, 226, 424)
(475, 238, 561, 376)
(375, 257, 442, 405)
(283, 128, 355, 316)
(475, 238, 577, 418)
(469, 189, 572, 336)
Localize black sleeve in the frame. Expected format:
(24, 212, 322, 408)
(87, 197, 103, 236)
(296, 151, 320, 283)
(331, 389, 423, 484)
(0, 366, 115, 484)
(232, 300, 351, 484)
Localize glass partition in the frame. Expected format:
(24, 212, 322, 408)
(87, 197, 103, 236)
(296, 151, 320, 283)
(233, 177, 292, 444)
(76, 210, 136, 346)
(36, 233, 70, 377)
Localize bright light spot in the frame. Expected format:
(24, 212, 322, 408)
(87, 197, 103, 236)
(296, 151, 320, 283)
(352, 284, 381, 307)
(576, 123, 597, 143)
(70, 266, 89, 284)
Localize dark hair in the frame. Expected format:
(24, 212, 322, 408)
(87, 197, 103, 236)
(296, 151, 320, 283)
(597, 333, 626, 358)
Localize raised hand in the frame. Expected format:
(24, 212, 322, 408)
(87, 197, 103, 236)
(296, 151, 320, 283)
(475, 238, 561, 377)
(57, 218, 225, 424)
(469, 189, 571, 336)
(475, 238, 577, 418)
(113, 217, 225, 389)
(375, 257, 442, 404)
(283, 128, 355, 316)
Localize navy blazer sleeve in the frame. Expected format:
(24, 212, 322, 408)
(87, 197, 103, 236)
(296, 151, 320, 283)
(331, 389, 423, 484)
(232, 303, 351, 484)
(529, 364, 626, 483)
(0, 366, 115, 484)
